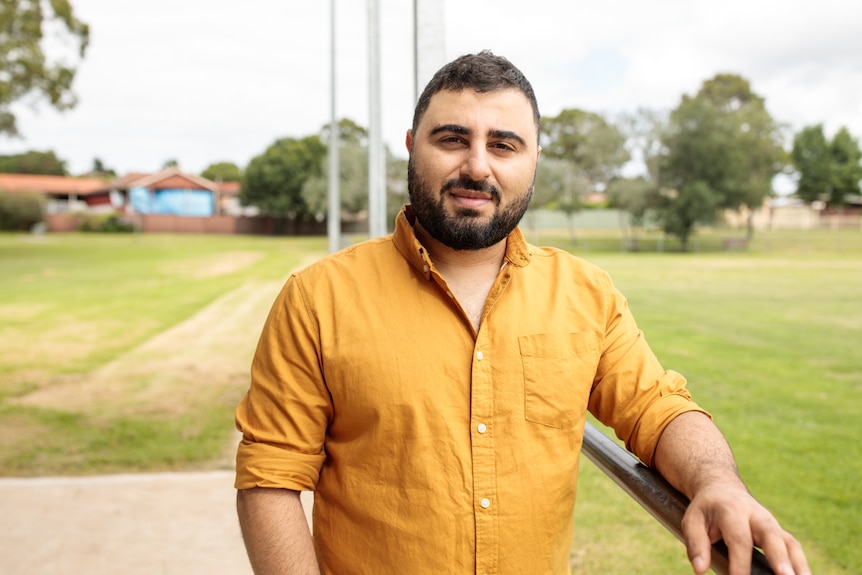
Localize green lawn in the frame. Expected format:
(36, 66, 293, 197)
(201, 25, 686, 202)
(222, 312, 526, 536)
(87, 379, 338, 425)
(559, 229, 862, 574)
(0, 228, 859, 573)
(0, 232, 325, 474)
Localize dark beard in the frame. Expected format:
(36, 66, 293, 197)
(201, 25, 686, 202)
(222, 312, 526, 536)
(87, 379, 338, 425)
(406, 158, 533, 250)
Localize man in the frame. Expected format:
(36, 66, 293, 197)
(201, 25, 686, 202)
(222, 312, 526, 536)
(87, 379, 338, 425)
(235, 51, 809, 575)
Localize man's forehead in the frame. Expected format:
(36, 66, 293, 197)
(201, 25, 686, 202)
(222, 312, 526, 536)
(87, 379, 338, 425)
(420, 88, 536, 132)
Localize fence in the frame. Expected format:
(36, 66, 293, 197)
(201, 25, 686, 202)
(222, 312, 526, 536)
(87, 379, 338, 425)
(581, 422, 774, 575)
(44, 213, 368, 235)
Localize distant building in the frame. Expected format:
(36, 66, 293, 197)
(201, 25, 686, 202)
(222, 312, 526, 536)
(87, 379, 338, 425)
(0, 173, 109, 213)
(0, 167, 244, 217)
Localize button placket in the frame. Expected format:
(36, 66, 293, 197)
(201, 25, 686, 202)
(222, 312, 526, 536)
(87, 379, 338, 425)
(471, 336, 498, 573)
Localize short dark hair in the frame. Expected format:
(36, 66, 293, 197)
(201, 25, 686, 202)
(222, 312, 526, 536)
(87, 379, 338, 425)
(412, 50, 541, 140)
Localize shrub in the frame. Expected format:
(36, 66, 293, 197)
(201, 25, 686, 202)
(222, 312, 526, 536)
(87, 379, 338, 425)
(0, 190, 46, 231)
(78, 213, 135, 233)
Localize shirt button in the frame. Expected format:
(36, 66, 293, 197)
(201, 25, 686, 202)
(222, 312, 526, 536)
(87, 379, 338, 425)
(480, 498, 491, 509)
(476, 351, 484, 361)
(477, 423, 487, 434)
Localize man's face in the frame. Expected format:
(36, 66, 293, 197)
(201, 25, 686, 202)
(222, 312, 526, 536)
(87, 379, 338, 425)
(406, 88, 540, 250)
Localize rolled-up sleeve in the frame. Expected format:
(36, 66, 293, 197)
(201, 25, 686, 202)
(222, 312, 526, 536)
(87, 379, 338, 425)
(235, 273, 331, 491)
(587, 281, 710, 468)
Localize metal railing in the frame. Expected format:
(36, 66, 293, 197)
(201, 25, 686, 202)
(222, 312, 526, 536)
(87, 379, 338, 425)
(581, 422, 774, 575)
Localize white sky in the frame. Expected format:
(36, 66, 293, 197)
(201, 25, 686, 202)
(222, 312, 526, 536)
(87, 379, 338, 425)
(5, 0, 862, 178)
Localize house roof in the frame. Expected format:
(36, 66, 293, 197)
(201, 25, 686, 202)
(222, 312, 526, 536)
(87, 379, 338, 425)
(0, 169, 242, 198)
(0, 173, 108, 196)
(113, 167, 219, 192)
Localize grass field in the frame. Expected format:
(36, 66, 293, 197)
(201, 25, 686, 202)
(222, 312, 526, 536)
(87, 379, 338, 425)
(1, 227, 859, 574)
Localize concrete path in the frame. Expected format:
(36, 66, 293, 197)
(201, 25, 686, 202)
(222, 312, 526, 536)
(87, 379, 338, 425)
(0, 471, 313, 575)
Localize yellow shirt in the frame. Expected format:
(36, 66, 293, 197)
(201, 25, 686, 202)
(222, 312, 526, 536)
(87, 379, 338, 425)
(235, 206, 706, 574)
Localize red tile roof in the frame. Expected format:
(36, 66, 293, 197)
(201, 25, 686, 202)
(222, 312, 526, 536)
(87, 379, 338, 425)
(0, 173, 109, 195)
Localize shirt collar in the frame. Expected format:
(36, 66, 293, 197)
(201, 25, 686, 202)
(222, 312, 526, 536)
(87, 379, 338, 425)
(392, 205, 531, 280)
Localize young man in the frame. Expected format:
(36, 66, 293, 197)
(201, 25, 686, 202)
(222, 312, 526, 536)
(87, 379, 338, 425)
(235, 51, 809, 575)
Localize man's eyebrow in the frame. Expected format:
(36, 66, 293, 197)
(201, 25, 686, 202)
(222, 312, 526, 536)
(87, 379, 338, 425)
(489, 129, 527, 147)
(429, 124, 527, 146)
(430, 124, 470, 136)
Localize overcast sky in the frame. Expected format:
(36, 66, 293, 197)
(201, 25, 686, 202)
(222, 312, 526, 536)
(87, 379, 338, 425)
(5, 0, 862, 180)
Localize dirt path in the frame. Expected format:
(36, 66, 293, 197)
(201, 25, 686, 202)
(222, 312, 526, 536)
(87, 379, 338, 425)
(1, 257, 318, 574)
(0, 471, 314, 575)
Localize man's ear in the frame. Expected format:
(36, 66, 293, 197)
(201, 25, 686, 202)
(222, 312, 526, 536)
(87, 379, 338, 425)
(405, 129, 414, 154)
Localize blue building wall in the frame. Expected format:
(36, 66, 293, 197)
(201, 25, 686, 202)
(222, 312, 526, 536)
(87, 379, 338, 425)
(130, 187, 214, 216)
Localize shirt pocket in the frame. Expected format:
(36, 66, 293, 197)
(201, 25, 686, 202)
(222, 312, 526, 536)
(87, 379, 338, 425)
(519, 333, 598, 429)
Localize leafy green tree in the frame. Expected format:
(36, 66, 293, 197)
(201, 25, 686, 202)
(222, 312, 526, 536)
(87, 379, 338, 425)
(540, 108, 630, 192)
(0, 150, 67, 175)
(653, 182, 719, 250)
(533, 157, 585, 239)
(242, 135, 326, 219)
(791, 125, 862, 207)
(386, 154, 409, 228)
(606, 177, 653, 251)
(0, 0, 90, 136)
(829, 128, 862, 205)
(201, 161, 242, 183)
(791, 125, 833, 204)
(302, 139, 369, 218)
(301, 119, 370, 219)
(90, 157, 116, 178)
(322, 117, 369, 146)
(614, 108, 669, 249)
(619, 108, 668, 188)
(659, 74, 784, 246)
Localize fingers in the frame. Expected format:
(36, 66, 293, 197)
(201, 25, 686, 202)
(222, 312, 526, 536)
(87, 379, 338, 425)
(681, 506, 714, 574)
(682, 495, 812, 575)
(756, 526, 811, 575)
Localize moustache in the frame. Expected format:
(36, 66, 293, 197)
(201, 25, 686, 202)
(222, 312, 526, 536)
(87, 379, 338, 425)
(441, 177, 501, 201)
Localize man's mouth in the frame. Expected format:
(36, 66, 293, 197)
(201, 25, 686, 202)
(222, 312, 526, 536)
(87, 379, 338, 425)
(442, 177, 500, 210)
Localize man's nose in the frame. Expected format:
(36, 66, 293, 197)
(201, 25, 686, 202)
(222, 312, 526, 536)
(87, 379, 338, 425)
(461, 145, 492, 181)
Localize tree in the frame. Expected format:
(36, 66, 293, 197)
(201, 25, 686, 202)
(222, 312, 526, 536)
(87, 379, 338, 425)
(301, 119, 370, 219)
(829, 128, 862, 206)
(302, 139, 369, 219)
(540, 108, 630, 190)
(89, 157, 115, 178)
(619, 108, 668, 188)
(613, 108, 669, 250)
(533, 157, 585, 239)
(606, 177, 653, 251)
(791, 125, 862, 207)
(791, 125, 834, 204)
(658, 74, 784, 246)
(0, 150, 67, 175)
(241, 135, 326, 219)
(201, 161, 242, 183)
(0, 0, 90, 137)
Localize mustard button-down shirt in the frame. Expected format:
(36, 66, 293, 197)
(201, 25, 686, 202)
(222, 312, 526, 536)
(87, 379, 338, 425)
(235, 206, 706, 574)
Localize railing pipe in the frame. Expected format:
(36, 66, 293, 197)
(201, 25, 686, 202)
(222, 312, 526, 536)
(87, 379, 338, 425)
(581, 422, 774, 575)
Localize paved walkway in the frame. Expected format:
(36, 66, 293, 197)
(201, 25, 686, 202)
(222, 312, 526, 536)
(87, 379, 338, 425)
(0, 471, 313, 575)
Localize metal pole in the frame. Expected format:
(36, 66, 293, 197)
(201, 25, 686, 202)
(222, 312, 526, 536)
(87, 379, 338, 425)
(367, 0, 386, 238)
(413, 0, 446, 103)
(581, 422, 774, 575)
(327, 0, 341, 253)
